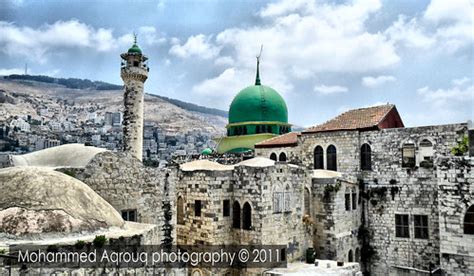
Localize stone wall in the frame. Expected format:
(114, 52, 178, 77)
(311, 177, 361, 262)
(255, 146, 302, 165)
(175, 163, 312, 262)
(73, 151, 176, 246)
(437, 156, 474, 275)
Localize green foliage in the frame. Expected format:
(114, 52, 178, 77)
(93, 235, 107, 248)
(323, 182, 341, 200)
(74, 240, 86, 250)
(0, 249, 6, 254)
(451, 135, 469, 156)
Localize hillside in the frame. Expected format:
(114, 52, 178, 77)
(0, 77, 227, 135)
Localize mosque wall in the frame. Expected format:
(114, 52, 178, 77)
(311, 177, 362, 262)
(175, 163, 312, 262)
(255, 146, 302, 164)
(437, 156, 474, 275)
(72, 151, 177, 246)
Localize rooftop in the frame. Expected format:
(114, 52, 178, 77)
(255, 132, 300, 148)
(303, 104, 403, 133)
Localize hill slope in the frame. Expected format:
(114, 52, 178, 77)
(0, 78, 227, 135)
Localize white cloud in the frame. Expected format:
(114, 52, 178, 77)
(424, 0, 472, 23)
(417, 78, 473, 107)
(385, 0, 473, 53)
(189, 0, 399, 102)
(362, 75, 396, 88)
(314, 85, 348, 95)
(385, 15, 435, 49)
(169, 34, 220, 59)
(452, 77, 470, 86)
(0, 68, 24, 75)
(0, 20, 166, 63)
(214, 56, 235, 66)
(0, 20, 114, 62)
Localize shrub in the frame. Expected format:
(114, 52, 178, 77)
(93, 235, 107, 248)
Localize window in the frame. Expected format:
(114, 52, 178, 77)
(177, 196, 184, 225)
(352, 192, 357, 210)
(419, 139, 434, 167)
(232, 201, 241, 229)
(355, 248, 360, 262)
(267, 125, 272, 133)
(314, 146, 324, 169)
(348, 249, 353, 262)
(464, 205, 474, 234)
(223, 200, 230, 217)
(327, 145, 337, 171)
(414, 215, 429, 239)
(121, 209, 137, 222)
(360, 144, 372, 170)
(281, 247, 286, 262)
(395, 214, 410, 238)
(402, 143, 416, 168)
(284, 192, 292, 212)
(304, 188, 311, 216)
(345, 193, 351, 211)
(194, 200, 202, 217)
(270, 153, 277, 161)
(279, 152, 287, 162)
(256, 125, 261, 134)
(242, 202, 252, 230)
(273, 192, 284, 213)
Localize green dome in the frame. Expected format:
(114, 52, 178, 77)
(128, 43, 142, 54)
(201, 148, 213, 155)
(228, 85, 288, 124)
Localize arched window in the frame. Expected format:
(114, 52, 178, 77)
(419, 139, 434, 167)
(256, 125, 261, 134)
(279, 152, 287, 162)
(177, 196, 184, 225)
(361, 143, 372, 171)
(242, 202, 252, 230)
(355, 248, 360, 262)
(267, 125, 272, 133)
(348, 249, 353, 262)
(402, 143, 416, 168)
(314, 146, 324, 169)
(327, 145, 337, 171)
(270, 152, 277, 161)
(464, 205, 474, 234)
(232, 201, 241, 229)
(304, 188, 311, 216)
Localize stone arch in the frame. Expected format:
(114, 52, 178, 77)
(348, 249, 353, 262)
(270, 152, 277, 161)
(360, 143, 372, 171)
(314, 145, 324, 169)
(232, 201, 241, 229)
(464, 204, 474, 234)
(177, 195, 184, 225)
(242, 202, 252, 230)
(279, 152, 287, 162)
(326, 145, 337, 171)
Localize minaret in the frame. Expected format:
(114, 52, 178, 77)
(120, 35, 149, 161)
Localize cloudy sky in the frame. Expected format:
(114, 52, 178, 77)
(0, 0, 472, 127)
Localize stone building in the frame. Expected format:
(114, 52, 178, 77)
(1, 41, 472, 276)
(255, 104, 474, 275)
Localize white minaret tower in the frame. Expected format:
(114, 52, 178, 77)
(120, 35, 149, 161)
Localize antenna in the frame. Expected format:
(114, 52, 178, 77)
(133, 32, 137, 44)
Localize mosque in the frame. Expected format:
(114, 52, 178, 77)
(0, 39, 473, 276)
(215, 55, 291, 154)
